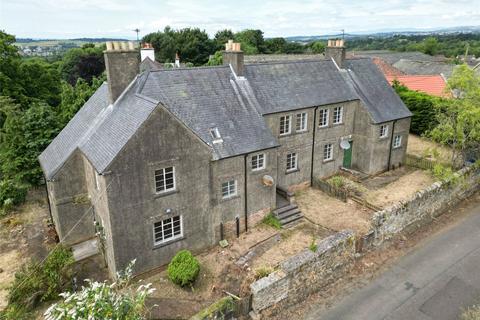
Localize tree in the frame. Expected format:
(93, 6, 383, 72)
(309, 41, 326, 54)
(234, 29, 265, 54)
(59, 45, 105, 85)
(422, 37, 439, 56)
(264, 37, 287, 53)
(0, 97, 59, 184)
(214, 29, 234, 51)
(143, 27, 214, 65)
(206, 51, 223, 66)
(428, 65, 480, 166)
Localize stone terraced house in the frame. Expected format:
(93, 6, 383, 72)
(39, 39, 412, 276)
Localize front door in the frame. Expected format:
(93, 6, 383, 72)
(343, 141, 353, 168)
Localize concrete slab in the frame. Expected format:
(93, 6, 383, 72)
(72, 238, 99, 261)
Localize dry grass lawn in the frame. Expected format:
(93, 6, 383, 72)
(407, 134, 453, 164)
(296, 188, 373, 234)
(365, 169, 434, 207)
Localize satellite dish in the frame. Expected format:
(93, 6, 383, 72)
(340, 140, 351, 150)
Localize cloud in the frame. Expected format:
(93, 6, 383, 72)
(1, 0, 479, 38)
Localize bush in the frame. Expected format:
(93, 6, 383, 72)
(0, 179, 28, 214)
(7, 246, 74, 311)
(45, 260, 155, 320)
(167, 250, 200, 287)
(262, 213, 281, 229)
(431, 163, 460, 184)
(254, 266, 273, 280)
(327, 176, 346, 189)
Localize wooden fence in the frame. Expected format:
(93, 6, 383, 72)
(405, 154, 437, 170)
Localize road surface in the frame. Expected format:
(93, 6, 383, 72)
(307, 199, 480, 320)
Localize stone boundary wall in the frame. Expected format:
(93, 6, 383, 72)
(249, 230, 356, 317)
(371, 166, 480, 243)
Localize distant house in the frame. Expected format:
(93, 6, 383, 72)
(39, 39, 411, 277)
(386, 74, 449, 97)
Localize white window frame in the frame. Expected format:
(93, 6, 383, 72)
(279, 115, 292, 136)
(333, 106, 343, 124)
(323, 143, 333, 161)
(153, 215, 183, 245)
(286, 152, 298, 172)
(319, 108, 329, 127)
(393, 135, 402, 148)
(295, 112, 308, 132)
(154, 166, 176, 194)
(380, 124, 389, 138)
(251, 153, 266, 171)
(210, 127, 223, 143)
(221, 180, 237, 199)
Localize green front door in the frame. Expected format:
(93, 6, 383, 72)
(343, 141, 353, 168)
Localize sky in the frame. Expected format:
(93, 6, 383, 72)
(1, 0, 480, 39)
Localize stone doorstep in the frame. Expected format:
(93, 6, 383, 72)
(71, 238, 99, 261)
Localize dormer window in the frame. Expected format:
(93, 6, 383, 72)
(210, 127, 223, 143)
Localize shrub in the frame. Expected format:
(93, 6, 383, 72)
(0, 179, 28, 214)
(431, 163, 461, 184)
(167, 250, 200, 287)
(461, 305, 480, 320)
(327, 176, 346, 189)
(45, 260, 155, 320)
(254, 266, 273, 280)
(7, 246, 74, 311)
(309, 238, 318, 252)
(262, 213, 281, 229)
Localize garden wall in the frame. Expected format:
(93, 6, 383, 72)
(371, 166, 480, 243)
(249, 230, 355, 317)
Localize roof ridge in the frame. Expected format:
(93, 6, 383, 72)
(148, 65, 230, 73)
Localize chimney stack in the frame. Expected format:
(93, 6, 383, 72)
(104, 41, 139, 104)
(222, 40, 244, 77)
(325, 39, 346, 68)
(140, 43, 155, 62)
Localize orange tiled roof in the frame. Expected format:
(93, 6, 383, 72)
(386, 74, 450, 97)
(371, 57, 405, 77)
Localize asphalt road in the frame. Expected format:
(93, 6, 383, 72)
(306, 198, 480, 320)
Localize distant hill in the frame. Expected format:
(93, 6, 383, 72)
(284, 26, 480, 42)
(16, 37, 129, 43)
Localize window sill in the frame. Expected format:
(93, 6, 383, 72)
(392, 146, 402, 149)
(318, 125, 329, 129)
(153, 236, 185, 249)
(379, 136, 389, 140)
(332, 122, 344, 127)
(220, 194, 240, 202)
(251, 168, 267, 175)
(323, 159, 334, 164)
(153, 189, 178, 199)
(285, 168, 300, 175)
(279, 133, 292, 138)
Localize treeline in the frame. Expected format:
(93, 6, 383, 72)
(347, 34, 480, 58)
(0, 31, 105, 212)
(142, 27, 326, 65)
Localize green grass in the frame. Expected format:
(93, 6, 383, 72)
(262, 213, 281, 229)
(254, 266, 274, 280)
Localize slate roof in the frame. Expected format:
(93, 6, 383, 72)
(243, 60, 358, 114)
(139, 66, 278, 159)
(344, 58, 412, 123)
(392, 59, 456, 78)
(39, 83, 110, 179)
(40, 56, 412, 178)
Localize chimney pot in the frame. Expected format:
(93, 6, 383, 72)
(325, 38, 346, 68)
(104, 41, 139, 103)
(222, 40, 244, 76)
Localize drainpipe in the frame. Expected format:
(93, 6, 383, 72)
(43, 174, 54, 225)
(387, 120, 397, 171)
(244, 154, 248, 232)
(310, 107, 318, 185)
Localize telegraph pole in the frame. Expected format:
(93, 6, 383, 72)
(133, 28, 140, 42)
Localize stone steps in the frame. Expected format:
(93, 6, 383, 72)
(273, 204, 304, 228)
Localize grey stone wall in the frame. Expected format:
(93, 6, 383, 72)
(47, 151, 94, 245)
(371, 167, 480, 242)
(106, 106, 213, 275)
(250, 230, 356, 316)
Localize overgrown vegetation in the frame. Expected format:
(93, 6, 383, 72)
(462, 305, 480, 320)
(44, 260, 155, 320)
(254, 266, 274, 280)
(167, 250, 201, 287)
(309, 238, 318, 252)
(0, 30, 104, 212)
(430, 163, 462, 185)
(193, 296, 235, 320)
(262, 212, 282, 229)
(1, 246, 74, 319)
(326, 176, 346, 189)
(428, 65, 480, 166)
